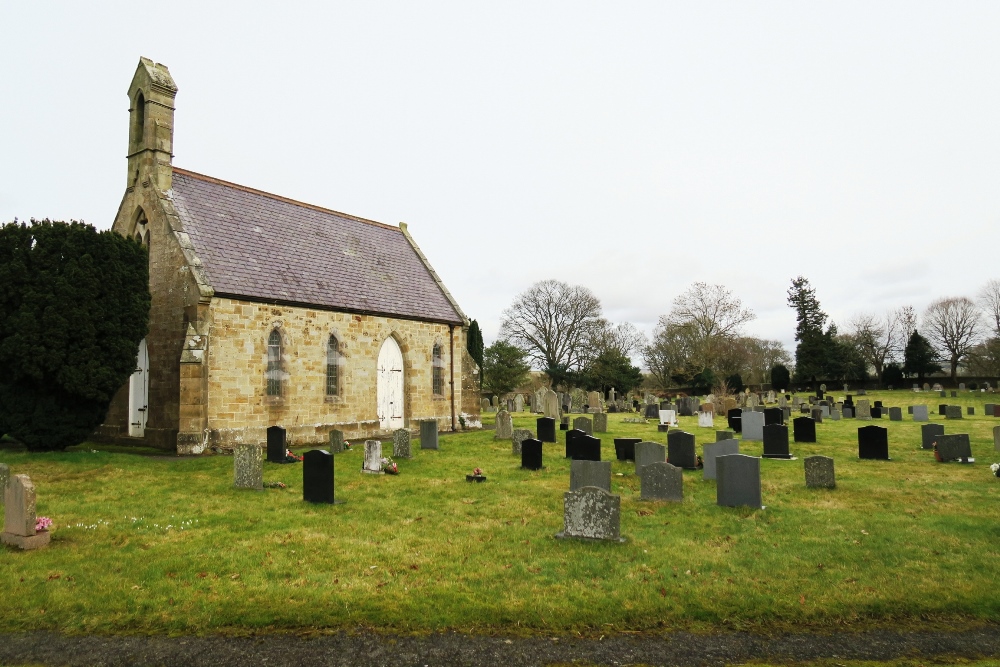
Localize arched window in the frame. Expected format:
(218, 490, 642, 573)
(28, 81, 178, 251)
(326, 335, 339, 396)
(432, 344, 444, 395)
(131, 92, 145, 149)
(266, 329, 282, 396)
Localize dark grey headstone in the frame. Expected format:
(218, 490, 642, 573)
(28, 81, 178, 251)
(614, 438, 640, 461)
(511, 429, 533, 456)
(793, 417, 816, 443)
(634, 441, 666, 473)
(593, 412, 608, 433)
(565, 428, 585, 458)
(936, 433, 972, 461)
(233, 444, 263, 490)
(644, 404, 660, 419)
(762, 424, 791, 459)
(266, 426, 286, 463)
(907, 405, 914, 414)
(804, 455, 835, 489)
(640, 462, 683, 502)
(939, 404, 948, 415)
(912, 405, 929, 421)
(871, 407, 882, 419)
(716, 454, 763, 509)
(921, 423, 945, 450)
(946, 405, 963, 420)
(985, 403, 995, 417)
(419, 420, 439, 449)
(703, 439, 739, 480)
(666, 430, 697, 469)
(570, 460, 611, 492)
(537, 417, 556, 443)
(303, 450, 335, 504)
(951, 390, 957, 398)
(810, 408, 823, 423)
(573, 416, 594, 435)
(858, 425, 889, 460)
(329, 429, 345, 454)
(843, 407, 854, 418)
(888, 407, 902, 421)
(967, 406, 975, 415)
(556, 486, 623, 542)
(521, 439, 543, 470)
(574, 435, 602, 462)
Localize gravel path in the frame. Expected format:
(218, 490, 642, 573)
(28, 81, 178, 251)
(1, 626, 999, 666)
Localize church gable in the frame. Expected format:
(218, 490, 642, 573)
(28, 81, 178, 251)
(168, 169, 465, 325)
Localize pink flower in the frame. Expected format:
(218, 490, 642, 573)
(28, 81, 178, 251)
(35, 517, 53, 532)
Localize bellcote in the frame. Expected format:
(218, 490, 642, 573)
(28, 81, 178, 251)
(126, 57, 177, 192)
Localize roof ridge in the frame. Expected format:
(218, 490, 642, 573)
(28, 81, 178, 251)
(171, 166, 401, 232)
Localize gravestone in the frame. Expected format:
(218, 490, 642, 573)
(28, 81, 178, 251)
(514, 394, 524, 413)
(763, 407, 783, 426)
(362, 440, 383, 473)
(560, 416, 569, 430)
(0, 463, 8, 495)
(492, 395, 500, 409)
(716, 455, 763, 509)
(936, 434, 972, 462)
(858, 426, 890, 460)
(570, 460, 611, 492)
(913, 405, 929, 422)
(537, 417, 556, 443)
(994, 425, 1000, 452)
(951, 390, 958, 398)
(329, 429, 345, 454)
(640, 462, 683, 502)
(634, 441, 666, 474)
(666, 430, 697, 469)
(804, 455, 836, 489)
(266, 425, 286, 463)
(830, 408, 841, 421)
(303, 450, 336, 503)
(564, 428, 586, 458)
(644, 404, 660, 419)
(1, 475, 49, 550)
(843, 407, 854, 418)
(959, 383, 966, 391)
(873, 400, 883, 409)
(573, 416, 593, 436)
(593, 412, 608, 433)
(741, 411, 764, 441)
(967, 406, 975, 415)
(907, 405, 914, 414)
(419, 420, 439, 450)
(555, 486, 624, 542)
(945, 405, 963, 420)
(811, 408, 823, 423)
(921, 423, 945, 450)
(698, 411, 714, 428)
(521, 439, 544, 470)
(614, 438, 640, 461)
(392, 429, 412, 458)
(587, 391, 601, 411)
(727, 408, 743, 433)
(940, 390, 947, 398)
(703, 439, 739, 480)
(716, 430, 736, 441)
(495, 410, 514, 439)
(511, 429, 533, 456)
(659, 410, 677, 426)
(233, 444, 264, 490)
(855, 400, 871, 420)
(793, 416, 816, 443)
(986, 404, 995, 416)
(543, 389, 560, 419)
(481, 397, 491, 413)
(574, 435, 602, 461)
(871, 407, 883, 419)
(888, 407, 902, 421)
(762, 424, 791, 459)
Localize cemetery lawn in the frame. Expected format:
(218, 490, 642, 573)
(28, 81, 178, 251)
(1, 390, 999, 637)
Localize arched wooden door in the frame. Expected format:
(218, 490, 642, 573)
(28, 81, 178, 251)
(128, 338, 149, 437)
(377, 337, 404, 431)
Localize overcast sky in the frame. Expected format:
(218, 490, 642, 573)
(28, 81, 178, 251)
(3, 2, 999, 360)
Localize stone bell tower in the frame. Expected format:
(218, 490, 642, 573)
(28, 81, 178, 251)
(126, 57, 177, 193)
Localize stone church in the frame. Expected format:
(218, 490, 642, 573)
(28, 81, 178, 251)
(98, 58, 479, 454)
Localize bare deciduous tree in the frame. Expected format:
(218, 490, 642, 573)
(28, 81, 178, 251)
(977, 279, 1000, 338)
(590, 320, 647, 360)
(923, 297, 984, 381)
(499, 279, 603, 377)
(848, 310, 904, 383)
(666, 282, 755, 340)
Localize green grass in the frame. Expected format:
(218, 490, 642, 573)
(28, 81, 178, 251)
(1, 389, 999, 636)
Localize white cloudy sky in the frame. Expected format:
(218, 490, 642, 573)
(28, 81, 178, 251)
(3, 2, 999, 359)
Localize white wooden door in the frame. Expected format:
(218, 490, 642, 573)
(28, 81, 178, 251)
(128, 338, 149, 437)
(377, 337, 404, 430)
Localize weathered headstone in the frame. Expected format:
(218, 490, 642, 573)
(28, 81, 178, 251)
(419, 420, 439, 450)
(640, 462, 683, 502)
(495, 410, 514, 439)
(560, 416, 569, 430)
(537, 417, 556, 442)
(266, 425, 286, 463)
(543, 389, 560, 419)
(666, 430, 697, 469)
(698, 411, 714, 428)
(936, 433, 972, 462)
(233, 444, 264, 490)
(921, 423, 945, 450)
(1, 474, 49, 550)
(762, 424, 791, 459)
(303, 449, 336, 503)
(0, 463, 8, 495)
(858, 426, 889, 460)
(716, 430, 736, 441)
(511, 428, 533, 456)
(888, 407, 902, 421)
(570, 460, 611, 492)
(634, 441, 666, 473)
(811, 408, 824, 423)
(912, 405, 929, 422)
(855, 400, 871, 420)
(555, 486, 624, 542)
(945, 405, 963, 420)
(830, 408, 841, 421)
(573, 416, 593, 435)
(703, 439, 739, 480)
(593, 412, 608, 433)
(793, 416, 816, 443)
(392, 428, 412, 458)
(994, 425, 1000, 452)
(329, 429, 345, 454)
(716, 455, 763, 509)
(514, 394, 524, 413)
(363, 440, 383, 473)
(741, 410, 765, 441)
(804, 455, 835, 489)
(587, 391, 601, 412)
(521, 438, 544, 470)
(481, 397, 491, 413)
(614, 438, 640, 461)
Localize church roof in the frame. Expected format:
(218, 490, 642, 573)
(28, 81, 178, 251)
(168, 168, 466, 325)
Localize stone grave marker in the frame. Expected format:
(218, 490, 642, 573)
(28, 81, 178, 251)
(921, 423, 945, 450)
(804, 455, 835, 489)
(856, 400, 871, 420)
(363, 440, 383, 473)
(872, 406, 883, 419)
(936, 434, 972, 462)
(946, 405, 963, 420)
(716, 454, 763, 509)
(858, 426, 890, 460)
(303, 450, 337, 503)
(233, 444, 263, 490)
(830, 408, 841, 421)
(511, 429, 533, 456)
(698, 411, 714, 428)
(811, 408, 823, 423)
(570, 460, 611, 492)
(644, 404, 660, 419)
(514, 395, 524, 412)
(614, 438, 640, 461)
(741, 410, 765, 441)
(564, 428, 585, 458)
(951, 390, 958, 398)
(392, 429, 412, 458)
(555, 486, 624, 542)
(574, 434, 602, 461)
(521, 438, 544, 470)
(762, 424, 791, 459)
(495, 410, 514, 439)
(266, 425, 286, 463)
(793, 416, 816, 443)
(481, 397, 491, 413)
(968, 406, 975, 415)
(560, 416, 569, 430)
(634, 441, 666, 474)
(938, 404, 948, 416)
(913, 405, 929, 421)
(703, 439, 739, 480)
(543, 389, 560, 419)
(0, 463, 8, 495)
(716, 430, 736, 441)
(763, 407, 783, 426)
(329, 429, 345, 454)
(994, 425, 1000, 451)
(537, 417, 556, 443)
(907, 405, 914, 414)
(727, 408, 742, 433)
(959, 383, 966, 391)
(1, 475, 49, 550)
(587, 391, 601, 411)
(593, 412, 608, 433)
(888, 407, 902, 421)
(640, 462, 683, 502)
(659, 409, 677, 427)
(420, 420, 439, 450)
(573, 416, 593, 435)
(667, 430, 697, 469)
(843, 406, 854, 418)
(986, 403, 995, 416)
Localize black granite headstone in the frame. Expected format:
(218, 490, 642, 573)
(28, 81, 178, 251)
(871, 407, 882, 419)
(858, 425, 889, 460)
(936, 433, 972, 462)
(565, 428, 584, 458)
(574, 435, 602, 461)
(763, 407, 783, 426)
(537, 417, 556, 443)
(716, 454, 763, 509)
(762, 424, 791, 458)
(666, 430, 697, 469)
(614, 438, 640, 461)
(793, 416, 816, 443)
(521, 438, 544, 470)
(267, 426, 286, 463)
(873, 401, 883, 409)
(303, 449, 334, 503)
(921, 423, 945, 450)
(727, 408, 742, 433)
(939, 404, 948, 416)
